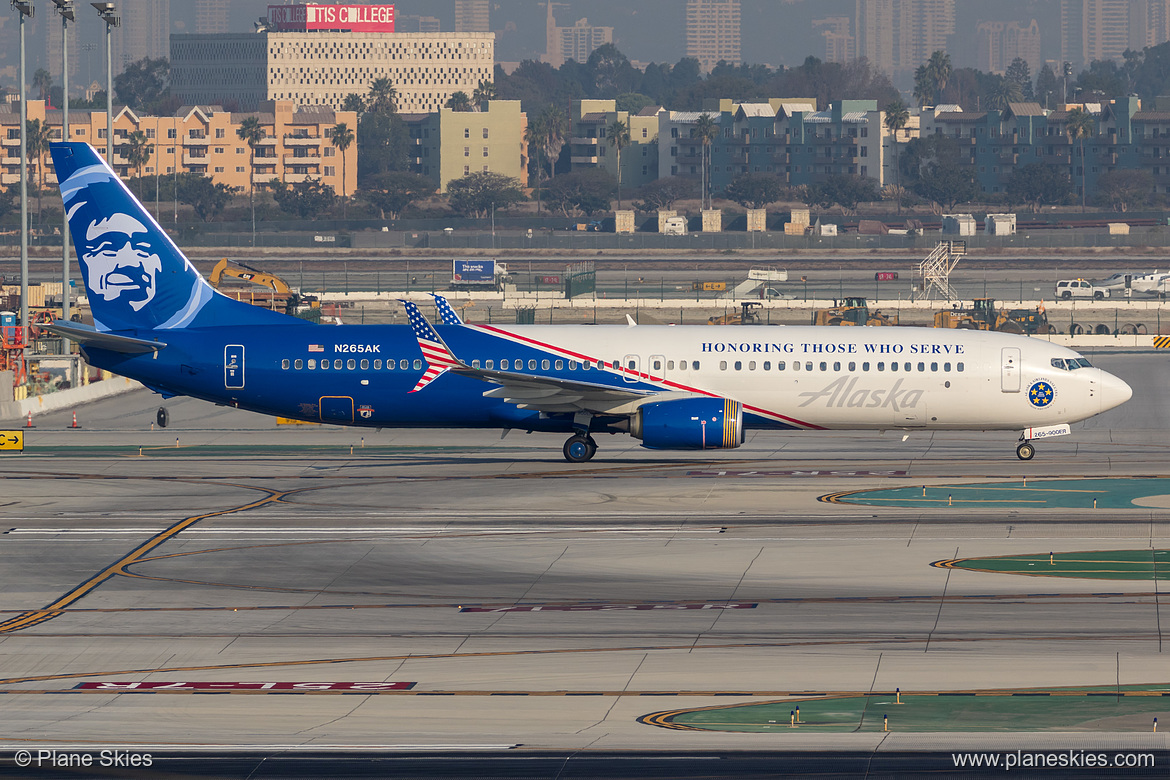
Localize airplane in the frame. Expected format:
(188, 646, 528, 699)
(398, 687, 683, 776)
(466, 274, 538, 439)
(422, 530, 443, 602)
(43, 142, 1133, 463)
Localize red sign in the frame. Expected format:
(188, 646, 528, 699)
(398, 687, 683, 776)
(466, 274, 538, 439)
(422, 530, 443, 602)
(538, 276, 561, 285)
(75, 681, 416, 691)
(268, 5, 395, 33)
(874, 272, 899, 282)
(460, 603, 756, 612)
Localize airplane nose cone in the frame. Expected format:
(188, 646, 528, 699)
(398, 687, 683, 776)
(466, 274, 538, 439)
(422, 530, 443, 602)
(1099, 371, 1133, 412)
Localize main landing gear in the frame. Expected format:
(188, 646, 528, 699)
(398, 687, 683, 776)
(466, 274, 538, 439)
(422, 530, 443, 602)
(563, 434, 598, 463)
(1016, 440, 1035, 461)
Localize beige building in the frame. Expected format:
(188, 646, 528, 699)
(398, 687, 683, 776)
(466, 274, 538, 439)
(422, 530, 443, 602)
(855, 0, 955, 75)
(976, 20, 1042, 75)
(404, 100, 528, 193)
(814, 17, 856, 64)
(686, 0, 742, 70)
(114, 0, 170, 70)
(1061, 0, 1170, 65)
(0, 100, 356, 197)
(569, 99, 660, 192)
(455, 1, 490, 32)
(542, 3, 613, 67)
(171, 31, 494, 113)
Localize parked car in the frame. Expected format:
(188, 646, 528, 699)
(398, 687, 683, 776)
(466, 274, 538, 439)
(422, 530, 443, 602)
(1054, 279, 1109, 300)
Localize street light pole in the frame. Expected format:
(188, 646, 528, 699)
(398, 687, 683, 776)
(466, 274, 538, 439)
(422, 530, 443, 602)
(91, 4, 119, 171)
(53, 1, 76, 323)
(12, 1, 33, 370)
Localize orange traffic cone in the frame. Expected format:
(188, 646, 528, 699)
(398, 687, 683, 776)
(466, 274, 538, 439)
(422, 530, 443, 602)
(70, 411, 80, 429)
(25, 411, 33, 428)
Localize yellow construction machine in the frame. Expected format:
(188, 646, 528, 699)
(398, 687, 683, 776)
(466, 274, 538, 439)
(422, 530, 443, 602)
(209, 259, 319, 316)
(811, 297, 897, 326)
(933, 298, 1049, 334)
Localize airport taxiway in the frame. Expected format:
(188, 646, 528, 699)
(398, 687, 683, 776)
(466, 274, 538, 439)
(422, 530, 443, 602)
(0, 351, 1169, 761)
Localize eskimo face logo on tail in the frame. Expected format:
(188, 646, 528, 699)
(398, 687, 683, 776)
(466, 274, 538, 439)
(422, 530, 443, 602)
(59, 158, 209, 331)
(79, 213, 162, 311)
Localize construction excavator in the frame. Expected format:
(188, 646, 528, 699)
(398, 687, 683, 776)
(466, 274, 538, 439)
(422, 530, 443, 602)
(811, 297, 898, 327)
(209, 259, 319, 317)
(933, 298, 1051, 334)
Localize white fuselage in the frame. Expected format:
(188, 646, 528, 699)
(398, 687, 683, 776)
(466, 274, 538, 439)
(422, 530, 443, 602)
(471, 324, 1131, 431)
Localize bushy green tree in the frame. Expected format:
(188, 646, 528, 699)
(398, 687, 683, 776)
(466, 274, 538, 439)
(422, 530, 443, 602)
(1095, 169, 1154, 212)
(360, 171, 434, 219)
(270, 178, 336, 220)
(446, 171, 523, 217)
(807, 175, 879, 213)
(1006, 163, 1073, 212)
(724, 172, 785, 209)
(176, 174, 234, 222)
(114, 57, 170, 111)
(544, 170, 615, 216)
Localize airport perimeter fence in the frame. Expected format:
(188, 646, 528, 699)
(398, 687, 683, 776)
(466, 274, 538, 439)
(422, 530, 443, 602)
(6, 226, 1170, 252)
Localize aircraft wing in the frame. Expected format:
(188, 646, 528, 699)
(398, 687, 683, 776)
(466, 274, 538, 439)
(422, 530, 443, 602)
(454, 366, 654, 414)
(42, 321, 167, 354)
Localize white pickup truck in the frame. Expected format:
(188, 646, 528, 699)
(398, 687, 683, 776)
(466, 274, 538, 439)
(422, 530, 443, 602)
(1054, 279, 1109, 300)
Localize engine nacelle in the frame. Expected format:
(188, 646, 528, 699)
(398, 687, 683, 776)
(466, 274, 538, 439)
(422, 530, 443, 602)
(630, 397, 743, 450)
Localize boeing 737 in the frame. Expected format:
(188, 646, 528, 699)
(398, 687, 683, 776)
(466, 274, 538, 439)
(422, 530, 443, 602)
(43, 142, 1132, 462)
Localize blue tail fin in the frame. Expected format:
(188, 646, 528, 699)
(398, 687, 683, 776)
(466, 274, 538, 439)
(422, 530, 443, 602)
(52, 142, 295, 332)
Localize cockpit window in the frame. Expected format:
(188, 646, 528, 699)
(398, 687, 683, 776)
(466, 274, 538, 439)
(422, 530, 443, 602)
(1073, 358, 1092, 368)
(1051, 358, 1067, 370)
(1054, 357, 1093, 370)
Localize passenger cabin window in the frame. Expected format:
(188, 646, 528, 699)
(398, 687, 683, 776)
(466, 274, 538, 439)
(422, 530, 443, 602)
(373, 360, 381, 369)
(294, 359, 303, 369)
(281, 359, 290, 369)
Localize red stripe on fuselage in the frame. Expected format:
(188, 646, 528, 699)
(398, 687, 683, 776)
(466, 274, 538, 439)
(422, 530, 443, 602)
(474, 325, 824, 430)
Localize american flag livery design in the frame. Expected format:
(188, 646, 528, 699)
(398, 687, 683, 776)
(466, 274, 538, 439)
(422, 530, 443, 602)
(401, 300, 462, 392)
(430, 294, 464, 325)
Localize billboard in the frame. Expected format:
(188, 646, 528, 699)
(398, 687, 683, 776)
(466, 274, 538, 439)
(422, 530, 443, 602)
(268, 5, 395, 33)
(452, 260, 496, 284)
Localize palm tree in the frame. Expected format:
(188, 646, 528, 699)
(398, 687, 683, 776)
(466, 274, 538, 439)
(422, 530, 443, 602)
(912, 64, 932, 107)
(445, 91, 473, 112)
(1065, 106, 1095, 212)
(342, 93, 367, 116)
(692, 112, 719, 210)
(525, 112, 549, 211)
(606, 118, 631, 209)
(329, 121, 355, 218)
(123, 129, 154, 193)
(25, 118, 51, 222)
(236, 115, 266, 242)
(540, 104, 568, 183)
(367, 77, 397, 114)
(883, 101, 910, 214)
(987, 76, 1024, 111)
(472, 80, 496, 111)
(32, 68, 52, 103)
(926, 50, 952, 104)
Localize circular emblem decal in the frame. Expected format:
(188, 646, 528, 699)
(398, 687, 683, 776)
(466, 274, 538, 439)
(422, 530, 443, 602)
(1028, 380, 1055, 408)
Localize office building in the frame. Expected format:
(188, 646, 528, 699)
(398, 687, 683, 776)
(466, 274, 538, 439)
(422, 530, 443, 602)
(976, 20, 1042, 75)
(814, 16, 856, 64)
(171, 4, 494, 113)
(454, 0, 490, 32)
(1060, 0, 1170, 66)
(855, 0, 955, 76)
(113, 0, 170, 69)
(194, 0, 232, 35)
(404, 100, 528, 192)
(543, 3, 613, 67)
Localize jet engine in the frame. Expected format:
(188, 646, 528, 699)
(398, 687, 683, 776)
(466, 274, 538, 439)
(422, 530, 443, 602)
(630, 397, 743, 450)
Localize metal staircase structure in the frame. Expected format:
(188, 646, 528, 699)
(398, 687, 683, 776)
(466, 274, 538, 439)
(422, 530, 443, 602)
(914, 240, 966, 302)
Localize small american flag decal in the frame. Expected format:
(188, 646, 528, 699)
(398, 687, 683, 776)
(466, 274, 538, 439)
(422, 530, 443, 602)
(308, 344, 324, 352)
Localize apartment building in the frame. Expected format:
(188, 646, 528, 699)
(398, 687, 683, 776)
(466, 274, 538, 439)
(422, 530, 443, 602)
(685, 0, 742, 71)
(658, 99, 888, 193)
(404, 100, 527, 193)
(0, 99, 357, 197)
(569, 100, 660, 192)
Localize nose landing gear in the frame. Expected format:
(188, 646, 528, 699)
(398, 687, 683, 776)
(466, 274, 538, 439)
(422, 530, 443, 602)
(563, 434, 597, 463)
(1016, 440, 1035, 460)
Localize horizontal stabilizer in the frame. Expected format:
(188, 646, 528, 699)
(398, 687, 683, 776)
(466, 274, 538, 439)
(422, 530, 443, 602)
(42, 321, 166, 354)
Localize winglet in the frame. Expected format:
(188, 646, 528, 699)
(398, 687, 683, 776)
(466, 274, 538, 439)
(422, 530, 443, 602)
(431, 294, 464, 325)
(401, 300, 463, 392)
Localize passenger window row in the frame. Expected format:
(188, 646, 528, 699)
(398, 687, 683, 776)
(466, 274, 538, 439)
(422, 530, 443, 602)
(716, 359, 965, 373)
(281, 358, 421, 371)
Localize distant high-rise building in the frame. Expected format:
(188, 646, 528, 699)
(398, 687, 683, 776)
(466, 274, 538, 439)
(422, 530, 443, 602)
(399, 15, 442, 33)
(855, 0, 955, 75)
(685, 0, 741, 71)
(543, 3, 612, 67)
(976, 19, 1042, 75)
(814, 16, 855, 64)
(194, 0, 231, 36)
(1060, 0, 1170, 66)
(454, 0, 490, 32)
(113, 0, 169, 69)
